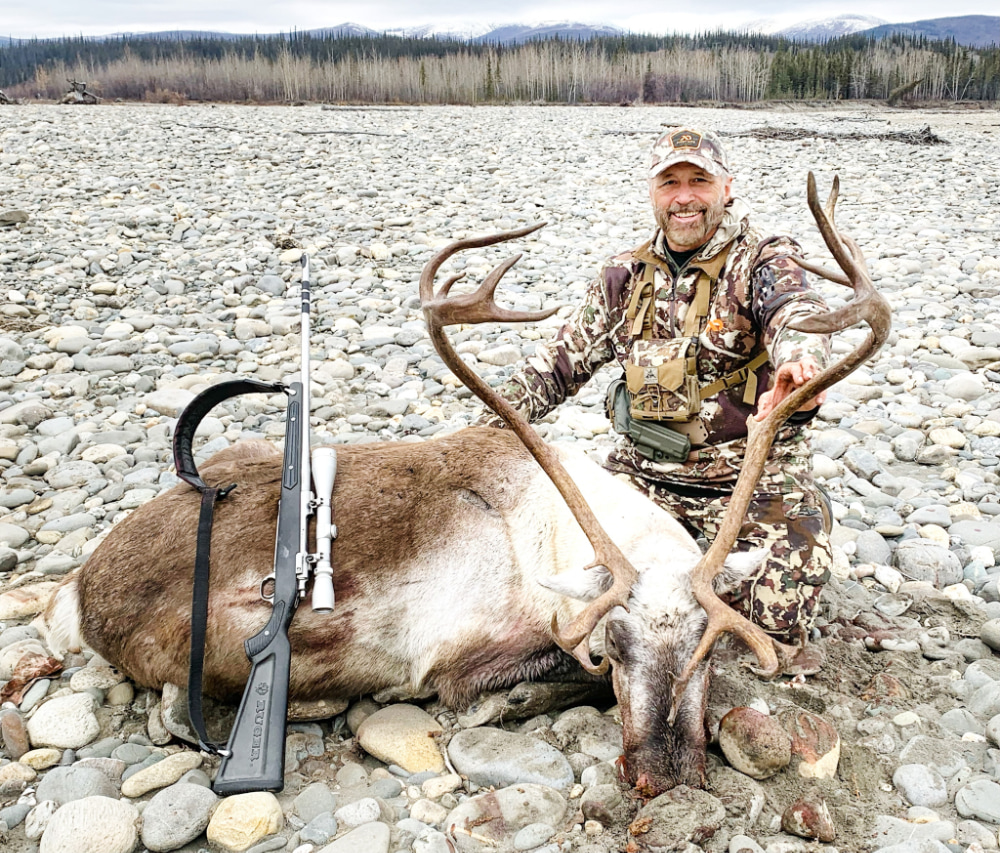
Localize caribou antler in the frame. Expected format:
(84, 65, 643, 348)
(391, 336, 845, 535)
(420, 223, 639, 675)
(667, 173, 892, 720)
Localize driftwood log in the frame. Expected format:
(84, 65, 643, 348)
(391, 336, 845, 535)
(61, 80, 98, 105)
(605, 125, 947, 146)
(723, 125, 947, 146)
(888, 78, 924, 106)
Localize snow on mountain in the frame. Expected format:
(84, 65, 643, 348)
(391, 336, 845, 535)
(473, 21, 624, 44)
(309, 23, 378, 38)
(10, 14, 991, 47)
(781, 15, 888, 40)
(742, 14, 888, 39)
(384, 22, 495, 41)
(379, 21, 622, 44)
(740, 17, 791, 35)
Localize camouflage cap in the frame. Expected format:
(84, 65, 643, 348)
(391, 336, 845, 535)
(648, 128, 730, 179)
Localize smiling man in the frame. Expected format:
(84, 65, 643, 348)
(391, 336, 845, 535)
(480, 127, 835, 646)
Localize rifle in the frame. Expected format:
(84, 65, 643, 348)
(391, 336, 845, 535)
(173, 254, 338, 794)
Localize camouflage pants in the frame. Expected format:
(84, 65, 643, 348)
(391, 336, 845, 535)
(616, 461, 832, 642)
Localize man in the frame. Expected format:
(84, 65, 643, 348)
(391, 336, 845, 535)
(480, 128, 833, 643)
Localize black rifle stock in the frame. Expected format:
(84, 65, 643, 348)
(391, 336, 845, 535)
(212, 384, 304, 794)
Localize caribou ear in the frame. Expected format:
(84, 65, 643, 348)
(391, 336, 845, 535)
(713, 549, 768, 594)
(538, 566, 614, 602)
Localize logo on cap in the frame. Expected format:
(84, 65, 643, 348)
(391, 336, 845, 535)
(649, 127, 730, 179)
(670, 130, 702, 150)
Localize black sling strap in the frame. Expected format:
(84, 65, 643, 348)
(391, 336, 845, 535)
(171, 378, 285, 753)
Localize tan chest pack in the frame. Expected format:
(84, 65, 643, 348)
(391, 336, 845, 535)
(622, 248, 767, 423)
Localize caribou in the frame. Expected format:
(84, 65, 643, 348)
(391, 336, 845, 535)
(42, 174, 889, 796)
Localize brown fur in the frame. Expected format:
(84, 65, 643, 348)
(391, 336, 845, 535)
(74, 428, 563, 702)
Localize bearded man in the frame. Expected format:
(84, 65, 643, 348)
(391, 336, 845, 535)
(479, 128, 834, 644)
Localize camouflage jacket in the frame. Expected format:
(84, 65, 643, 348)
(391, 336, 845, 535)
(482, 199, 832, 488)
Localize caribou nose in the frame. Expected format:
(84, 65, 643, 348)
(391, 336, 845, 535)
(633, 771, 666, 799)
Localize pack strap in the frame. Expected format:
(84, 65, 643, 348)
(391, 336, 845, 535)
(681, 275, 711, 337)
(625, 265, 657, 340)
(172, 378, 285, 754)
(187, 486, 227, 754)
(699, 350, 769, 404)
(628, 241, 734, 341)
(681, 242, 732, 336)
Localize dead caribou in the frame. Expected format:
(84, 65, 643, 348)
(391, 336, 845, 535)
(42, 174, 889, 795)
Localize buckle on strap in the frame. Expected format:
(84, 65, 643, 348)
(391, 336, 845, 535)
(722, 366, 752, 389)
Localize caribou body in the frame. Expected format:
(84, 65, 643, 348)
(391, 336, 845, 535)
(44, 428, 759, 791)
(43, 175, 889, 796)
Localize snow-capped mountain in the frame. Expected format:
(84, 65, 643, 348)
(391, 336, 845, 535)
(383, 22, 495, 41)
(780, 14, 889, 40)
(308, 23, 378, 38)
(4, 20, 620, 45)
(742, 14, 888, 40)
(379, 21, 622, 43)
(471, 22, 623, 44)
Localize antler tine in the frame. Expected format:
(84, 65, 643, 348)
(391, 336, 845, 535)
(420, 225, 641, 679)
(808, 172, 854, 290)
(426, 254, 554, 327)
(438, 272, 467, 299)
(791, 175, 849, 285)
(791, 257, 850, 286)
(418, 222, 547, 306)
(553, 608, 612, 675)
(667, 173, 891, 723)
(823, 173, 840, 223)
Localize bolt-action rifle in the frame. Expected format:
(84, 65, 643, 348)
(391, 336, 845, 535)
(173, 254, 338, 794)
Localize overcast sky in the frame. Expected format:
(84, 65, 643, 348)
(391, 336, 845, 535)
(5, 1, 998, 40)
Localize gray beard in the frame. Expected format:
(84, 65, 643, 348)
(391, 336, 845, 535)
(654, 200, 726, 253)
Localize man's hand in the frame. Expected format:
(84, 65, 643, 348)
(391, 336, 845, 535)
(754, 356, 826, 421)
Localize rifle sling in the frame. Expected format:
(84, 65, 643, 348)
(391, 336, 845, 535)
(173, 379, 284, 491)
(172, 378, 285, 755)
(188, 485, 227, 754)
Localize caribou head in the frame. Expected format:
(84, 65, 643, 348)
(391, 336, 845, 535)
(420, 173, 891, 795)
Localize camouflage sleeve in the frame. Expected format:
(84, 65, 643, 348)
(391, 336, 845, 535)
(751, 237, 831, 371)
(473, 267, 621, 427)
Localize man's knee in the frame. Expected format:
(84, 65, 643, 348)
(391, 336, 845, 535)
(723, 511, 833, 640)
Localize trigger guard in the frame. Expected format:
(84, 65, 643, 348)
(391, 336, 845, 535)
(259, 574, 276, 602)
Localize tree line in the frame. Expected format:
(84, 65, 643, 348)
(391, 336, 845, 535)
(1, 30, 997, 103)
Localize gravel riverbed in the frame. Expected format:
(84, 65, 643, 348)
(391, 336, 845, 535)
(1, 102, 1000, 853)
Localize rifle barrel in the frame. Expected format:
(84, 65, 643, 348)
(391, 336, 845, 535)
(297, 254, 312, 599)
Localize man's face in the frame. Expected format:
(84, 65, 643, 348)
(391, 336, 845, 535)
(649, 162, 732, 253)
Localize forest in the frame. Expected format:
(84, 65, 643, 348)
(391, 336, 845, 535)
(1, 30, 998, 104)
